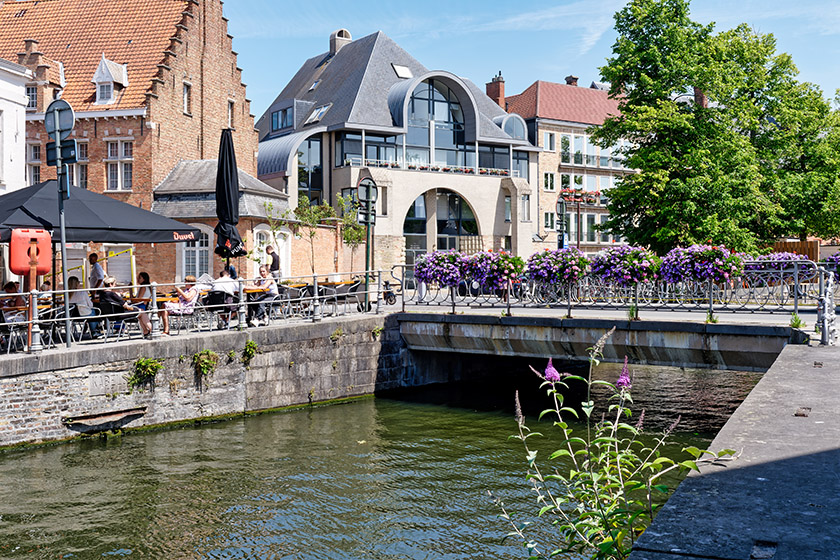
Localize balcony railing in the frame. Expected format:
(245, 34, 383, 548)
(340, 156, 519, 177)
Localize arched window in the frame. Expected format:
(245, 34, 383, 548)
(181, 224, 212, 280)
(406, 79, 473, 168)
(504, 116, 526, 140)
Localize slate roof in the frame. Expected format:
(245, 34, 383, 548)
(152, 160, 287, 220)
(0, 0, 189, 111)
(506, 80, 621, 126)
(257, 30, 533, 176)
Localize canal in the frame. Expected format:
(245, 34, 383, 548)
(0, 360, 761, 559)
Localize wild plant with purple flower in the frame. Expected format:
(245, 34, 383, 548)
(496, 329, 736, 560)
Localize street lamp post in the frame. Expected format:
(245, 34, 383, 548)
(555, 198, 566, 249)
(558, 189, 600, 250)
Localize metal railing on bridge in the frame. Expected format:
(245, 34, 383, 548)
(390, 260, 838, 346)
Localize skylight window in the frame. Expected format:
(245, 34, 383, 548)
(392, 63, 413, 79)
(304, 104, 331, 125)
(309, 80, 320, 92)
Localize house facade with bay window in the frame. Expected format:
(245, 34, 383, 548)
(503, 76, 634, 253)
(257, 29, 539, 273)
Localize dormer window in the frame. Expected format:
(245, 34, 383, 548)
(91, 53, 128, 106)
(304, 104, 331, 125)
(98, 83, 112, 103)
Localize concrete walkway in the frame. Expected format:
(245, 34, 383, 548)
(629, 343, 840, 560)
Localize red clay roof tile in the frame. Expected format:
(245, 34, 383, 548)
(507, 80, 621, 125)
(0, 0, 189, 112)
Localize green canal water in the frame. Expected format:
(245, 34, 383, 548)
(0, 363, 761, 559)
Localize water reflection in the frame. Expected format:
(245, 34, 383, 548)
(0, 363, 760, 559)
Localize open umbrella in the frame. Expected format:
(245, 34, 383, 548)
(214, 129, 246, 259)
(0, 180, 200, 243)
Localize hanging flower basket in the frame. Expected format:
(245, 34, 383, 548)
(526, 248, 589, 285)
(661, 245, 743, 284)
(591, 246, 660, 287)
(414, 250, 464, 287)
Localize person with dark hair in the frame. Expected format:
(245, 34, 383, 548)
(1, 281, 25, 309)
(134, 271, 152, 310)
(100, 276, 152, 337)
(266, 245, 280, 280)
(159, 275, 198, 335)
(88, 253, 105, 290)
(246, 265, 278, 327)
(225, 264, 237, 280)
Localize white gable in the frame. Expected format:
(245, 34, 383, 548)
(91, 53, 128, 87)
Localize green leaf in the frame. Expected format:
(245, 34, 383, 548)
(548, 449, 572, 460)
(679, 460, 699, 471)
(683, 446, 703, 459)
(581, 401, 595, 418)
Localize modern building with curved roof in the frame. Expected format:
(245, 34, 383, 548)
(257, 29, 539, 271)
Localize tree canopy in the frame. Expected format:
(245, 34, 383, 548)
(593, 0, 840, 253)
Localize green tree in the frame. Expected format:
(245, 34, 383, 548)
(337, 194, 366, 271)
(593, 0, 839, 252)
(264, 197, 335, 275)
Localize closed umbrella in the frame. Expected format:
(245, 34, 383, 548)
(214, 129, 246, 259)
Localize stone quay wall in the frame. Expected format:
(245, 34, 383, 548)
(0, 315, 417, 449)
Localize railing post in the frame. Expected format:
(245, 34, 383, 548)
(450, 283, 456, 315)
(28, 289, 43, 353)
(634, 283, 640, 320)
(312, 274, 321, 322)
(238, 278, 246, 329)
(401, 266, 406, 313)
(566, 283, 573, 318)
(793, 261, 800, 315)
(150, 282, 161, 339)
(376, 270, 382, 315)
(708, 279, 714, 320)
(506, 278, 512, 317)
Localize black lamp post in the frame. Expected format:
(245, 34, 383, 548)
(555, 197, 566, 249)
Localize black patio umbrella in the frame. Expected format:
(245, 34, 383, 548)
(0, 180, 200, 243)
(214, 128, 246, 259)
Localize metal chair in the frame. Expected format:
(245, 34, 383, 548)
(0, 309, 25, 354)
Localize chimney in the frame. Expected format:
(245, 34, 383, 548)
(330, 29, 352, 55)
(485, 71, 505, 108)
(693, 86, 708, 108)
(564, 75, 579, 87)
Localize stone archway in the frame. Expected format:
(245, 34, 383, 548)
(402, 188, 480, 268)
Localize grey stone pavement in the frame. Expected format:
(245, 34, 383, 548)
(628, 343, 840, 560)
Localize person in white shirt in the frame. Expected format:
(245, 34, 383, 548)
(88, 253, 105, 291)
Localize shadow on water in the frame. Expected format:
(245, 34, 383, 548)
(0, 354, 761, 560)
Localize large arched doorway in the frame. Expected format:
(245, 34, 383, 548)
(403, 189, 479, 269)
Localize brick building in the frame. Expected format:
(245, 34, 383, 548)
(0, 0, 270, 284)
(257, 30, 539, 274)
(503, 76, 634, 253)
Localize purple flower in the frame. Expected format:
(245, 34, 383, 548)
(616, 356, 631, 389)
(544, 358, 561, 382)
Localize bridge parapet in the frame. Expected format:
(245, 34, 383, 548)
(397, 313, 809, 372)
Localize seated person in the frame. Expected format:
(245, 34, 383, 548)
(99, 276, 152, 337)
(1, 282, 26, 309)
(159, 275, 198, 335)
(67, 275, 101, 335)
(133, 271, 153, 310)
(204, 269, 239, 327)
(247, 265, 279, 326)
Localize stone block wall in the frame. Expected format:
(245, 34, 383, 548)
(0, 315, 408, 449)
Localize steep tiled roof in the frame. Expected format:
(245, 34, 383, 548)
(0, 0, 189, 111)
(507, 80, 621, 125)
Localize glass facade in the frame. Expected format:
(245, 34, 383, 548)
(406, 79, 472, 168)
(513, 151, 529, 181)
(297, 136, 322, 205)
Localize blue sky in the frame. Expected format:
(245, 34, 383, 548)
(223, 0, 840, 119)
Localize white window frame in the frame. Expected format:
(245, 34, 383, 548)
(228, 99, 235, 129)
(183, 82, 192, 115)
(543, 132, 555, 151)
(544, 212, 555, 231)
(104, 139, 134, 191)
(26, 86, 37, 109)
(544, 172, 555, 191)
(520, 194, 531, 222)
(304, 104, 331, 125)
(97, 83, 113, 105)
(27, 143, 41, 185)
(178, 223, 213, 281)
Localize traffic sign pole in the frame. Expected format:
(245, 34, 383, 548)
(45, 99, 75, 348)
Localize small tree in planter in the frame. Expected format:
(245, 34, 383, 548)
(590, 246, 660, 319)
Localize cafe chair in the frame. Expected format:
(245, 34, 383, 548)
(0, 309, 25, 354)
